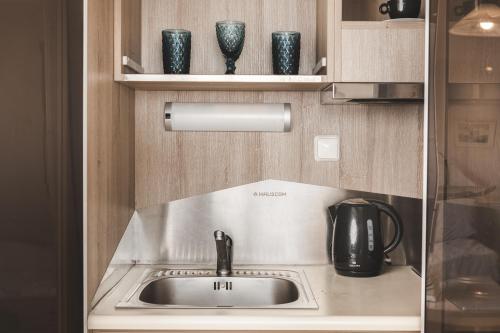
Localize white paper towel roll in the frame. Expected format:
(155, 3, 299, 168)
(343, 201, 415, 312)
(164, 102, 291, 132)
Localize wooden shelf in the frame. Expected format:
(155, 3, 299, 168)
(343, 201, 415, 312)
(117, 74, 329, 91)
(341, 20, 425, 29)
(114, 0, 334, 89)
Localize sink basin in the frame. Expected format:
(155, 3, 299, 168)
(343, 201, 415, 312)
(139, 276, 299, 307)
(116, 269, 318, 309)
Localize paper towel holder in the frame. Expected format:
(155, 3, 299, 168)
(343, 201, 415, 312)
(164, 102, 291, 132)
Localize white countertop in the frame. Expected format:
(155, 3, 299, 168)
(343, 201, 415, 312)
(89, 265, 421, 331)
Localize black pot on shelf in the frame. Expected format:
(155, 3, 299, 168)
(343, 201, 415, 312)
(379, 0, 421, 19)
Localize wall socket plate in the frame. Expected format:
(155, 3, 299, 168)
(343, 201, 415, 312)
(314, 135, 340, 162)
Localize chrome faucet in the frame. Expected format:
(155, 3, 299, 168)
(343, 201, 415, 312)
(214, 230, 232, 276)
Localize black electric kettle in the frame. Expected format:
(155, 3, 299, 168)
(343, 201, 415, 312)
(328, 199, 403, 277)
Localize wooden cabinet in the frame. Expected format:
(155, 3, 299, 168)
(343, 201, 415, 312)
(114, 0, 334, 90)
(334, 1, 425, 83)
(113, 0, 425, 90)
(339, 21, 425, 82)
(85, 0, 425, 331)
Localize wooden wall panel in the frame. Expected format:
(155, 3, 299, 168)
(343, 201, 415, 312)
(92, 331, 416, 333)
(140, 0, 317, 75)
(122, 0, 141, 63)
(87, 0, 135, 308)
(120, 0, 142, 74)
(316, 0, 337, 81)
(135, 91, 422, 209)
(342, 0, 388, 21)
(135, 91, 341, 208)
(342, 0, 426, 21)
(339, 104, 423, 198)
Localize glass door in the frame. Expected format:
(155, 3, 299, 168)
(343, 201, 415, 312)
(426, 0, 500, 332)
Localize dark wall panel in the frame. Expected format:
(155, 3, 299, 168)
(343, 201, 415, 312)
(0, 0, 82, 332)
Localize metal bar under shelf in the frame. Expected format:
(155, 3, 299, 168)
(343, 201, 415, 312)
(320, 82, 425, 104)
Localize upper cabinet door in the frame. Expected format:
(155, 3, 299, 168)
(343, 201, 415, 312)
(340, 21, 425, 82)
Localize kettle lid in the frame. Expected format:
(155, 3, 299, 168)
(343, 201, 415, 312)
(340, 198, 371, 206)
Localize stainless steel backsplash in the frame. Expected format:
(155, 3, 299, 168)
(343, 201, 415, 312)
(110, 180, 422, 271)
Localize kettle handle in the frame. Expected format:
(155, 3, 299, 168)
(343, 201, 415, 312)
(327, 204, 338, 260)
(368, 200, 404, 254)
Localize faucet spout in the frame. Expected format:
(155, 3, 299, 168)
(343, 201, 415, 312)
(214, 230, 232, 276)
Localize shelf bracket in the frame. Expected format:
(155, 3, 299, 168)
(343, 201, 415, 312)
(122, 56, 145, 74)
(312, 57, 327, 75)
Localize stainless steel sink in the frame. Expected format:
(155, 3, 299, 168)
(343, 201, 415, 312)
(116, 269, 318, 309)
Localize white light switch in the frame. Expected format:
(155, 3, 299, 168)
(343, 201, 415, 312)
(314, 135, 340, 161)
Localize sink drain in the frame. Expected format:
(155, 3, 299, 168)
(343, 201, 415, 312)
(214, 281, 233, 290)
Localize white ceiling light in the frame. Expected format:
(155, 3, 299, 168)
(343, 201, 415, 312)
(450, 3, 500, 37)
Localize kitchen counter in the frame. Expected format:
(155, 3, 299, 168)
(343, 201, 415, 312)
(89, 265, 421, 332)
